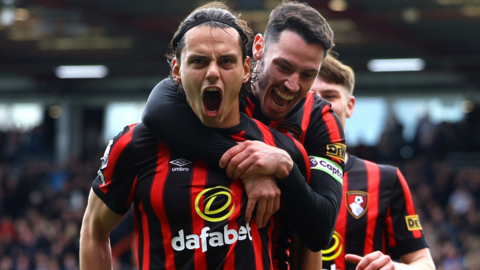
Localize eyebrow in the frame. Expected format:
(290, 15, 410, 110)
(275, 57, 318, 73)
(186, 53, 239, 62)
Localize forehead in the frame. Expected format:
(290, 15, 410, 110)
(182, 25, 242, 56)
(312, 77, 349, 95)
(266, 30, 324, 67)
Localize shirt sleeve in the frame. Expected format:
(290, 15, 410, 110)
(141, 78, 237, 164)
(92, 124, 138, 215)
(271, 130, 343, 252)
(277, 166, 342, 252)
(278, 97, 345, 251)
(386, 168, 429, 258)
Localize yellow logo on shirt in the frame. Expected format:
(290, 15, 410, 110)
(322, 231, 343, 261)
(405, 215, 422, 231)
(195, 186, 236, 222)
(326, 143, 346, 162)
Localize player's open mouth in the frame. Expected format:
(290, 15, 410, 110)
(203, 87, 222, 116)
(271, 89, 295, 109)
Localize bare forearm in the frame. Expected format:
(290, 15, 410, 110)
(393, 258, 435, 270)
(80, 235, 113, 270)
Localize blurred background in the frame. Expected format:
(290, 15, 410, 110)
(0, 0, 479, 269)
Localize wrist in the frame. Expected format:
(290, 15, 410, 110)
(275, 157, 294, 180)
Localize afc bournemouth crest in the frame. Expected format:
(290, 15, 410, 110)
(346, 191, 368, 219)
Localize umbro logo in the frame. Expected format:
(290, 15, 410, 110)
(170, 158, 192, 172)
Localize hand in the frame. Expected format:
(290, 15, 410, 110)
(219, 140, 294, 180)
(242, 174, 281, 228)
(345, 252, 395, 270)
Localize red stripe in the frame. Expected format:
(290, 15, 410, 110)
(223, 179, 243, 270)
(334, 172, 348, 269)
(191, 160, 208, 270)
(139, 201, 150, 270)
(251, 222, 264, 270)
(321, 105, 343, 144)
(245, 97, 255, 118)
(231, 130, 246, 142)
(253, 119, 275, 146)
(397, 170, 422, 238)
(364, 160, 380, 255)
(100, 124, 136, 194)
(288, 135, 311, 184)
(300, 92, 315, 144)
(385, 207, 396, 248)
(269, 120, 282, 130)
(267, 217, 275, 270)
(126, 176, 138, 207)
(150, 142, 175, 270)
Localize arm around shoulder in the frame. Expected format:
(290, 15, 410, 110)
(80, 189, 125, 270)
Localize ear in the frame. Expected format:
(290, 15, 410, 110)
(346, 95, 355, 119)
(171, 58, 181, 83)
(252, 34, 264, 61)
(242, 56, 251, 83)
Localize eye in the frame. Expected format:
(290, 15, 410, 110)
(193, 59, 204, 64)
(323, 95, 336, 100)
(302, 73, 315, 79)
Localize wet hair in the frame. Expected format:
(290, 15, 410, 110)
(166, 2, 254, 100)
(263, 1, 334, 58)
(319, 53, 355, 95)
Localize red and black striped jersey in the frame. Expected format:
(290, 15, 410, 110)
(141, 79, 346, 263)
(245, 91, 345, 170)
(92, 113, 310, 270)
(321, 155, 428, 270)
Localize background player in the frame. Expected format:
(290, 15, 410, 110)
(312, 54, 435, 270)
(80, 3, 314, 269)
(142, 2, 344, 259)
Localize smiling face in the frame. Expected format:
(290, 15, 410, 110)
(311, 76, 355, 128)
(253, 30, 325, 121)
(172, 25, 250, 128)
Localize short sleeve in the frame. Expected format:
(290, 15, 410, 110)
(92, 124, 138, 215)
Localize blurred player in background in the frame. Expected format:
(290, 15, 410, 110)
(312, 54, 435, 270)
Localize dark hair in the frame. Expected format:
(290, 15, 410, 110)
(263, 1, 334, 58)
(319, 53, 355, 95)
(166, 2, 254, 100)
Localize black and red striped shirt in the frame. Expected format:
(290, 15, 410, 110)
(321, 155, 428, 270)
(93, 113, 310, 270)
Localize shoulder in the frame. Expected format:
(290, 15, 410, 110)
(347, 155, 399, 181)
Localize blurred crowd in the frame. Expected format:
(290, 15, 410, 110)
(0, 106, 479, 270)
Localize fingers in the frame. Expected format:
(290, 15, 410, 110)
(345, 254, 363, 264)
(220, 143, 247, 169)
(242, 174, 281, 228)
(228, 152, 257, 180)
(349, 251, 393, 270)
(262, 195, 275, 227)
(254, 197, 266, 228)
(244, 196, 256, 224)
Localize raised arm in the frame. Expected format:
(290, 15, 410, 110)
(142, 78, 237, 164)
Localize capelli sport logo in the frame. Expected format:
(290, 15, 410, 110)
(195, 186, 236, 222)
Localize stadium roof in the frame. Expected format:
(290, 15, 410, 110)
(1, 0, 479, 98)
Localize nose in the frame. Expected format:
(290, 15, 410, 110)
(284, 73, 300, 93)
(206, 62, 220, 82)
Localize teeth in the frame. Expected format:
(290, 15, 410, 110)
(272, 100, 287, 109)
(205, 87, 219, 91)
(275, 90, 294, 100)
